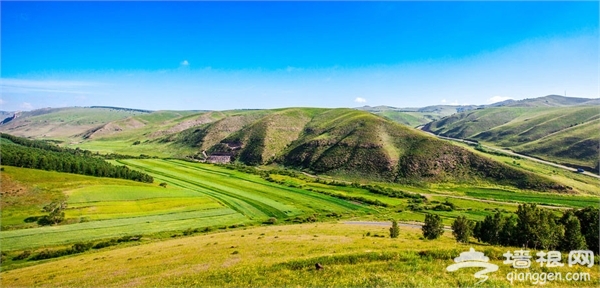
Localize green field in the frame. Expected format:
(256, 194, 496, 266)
(0, 160, 375, 252)
(2, 156, 599, 286)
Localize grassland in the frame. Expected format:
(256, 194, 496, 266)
(424, 106, 600, 169)
(0, 160, 374, 252)
(2, 223, 598, 287)
(1, 157, 598, 286)
(0, 107, 149, 140)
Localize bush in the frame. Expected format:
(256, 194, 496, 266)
(12, 250, 31, 261)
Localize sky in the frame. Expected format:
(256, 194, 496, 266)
(1, 1, 598, 111)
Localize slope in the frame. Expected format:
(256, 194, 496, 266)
(423, 106, 600, 169)
(0, 107, 150, 140)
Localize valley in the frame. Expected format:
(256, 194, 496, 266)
(0, 96, 598, 287)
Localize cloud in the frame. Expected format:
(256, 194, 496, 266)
(441, 99, 447, 103)
(21, 102, 33, 110)
(354, 97, 367, 103)
(1, 78, 100, 95)
(0, 99, 4, 105)
(488, 96, 513, 103)
(180, 60, 189, 66)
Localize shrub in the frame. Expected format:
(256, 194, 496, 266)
(12, 250, 31, 261)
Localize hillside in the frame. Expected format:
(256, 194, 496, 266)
(355, 105, 475, 127)
(160, 108, 564, 191)
(0, 107, 151, 140)
(423, 105, 600, 170)
(0, 105, 580, 190)
(490, 95, 599, 107)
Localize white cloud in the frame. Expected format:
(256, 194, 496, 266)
(441, 99, 447, 103)
(21, 102, 33, 110)
(488, 96, 513, 103)
(0, 99, 4, 105)
(0, 78, 99, 95)
(450, 100, 459, 105)
(180, 60, 189, 66)
(354, 97, 367, 103)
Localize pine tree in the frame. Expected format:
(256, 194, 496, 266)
(560, 211, 587, 251)
(389, 220, 400, 238)
(422, 213, 444, 240)
(574, 207, 599, 254)
(452, 216, 472, 243)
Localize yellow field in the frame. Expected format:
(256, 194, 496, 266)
(2, 223, 597, 287)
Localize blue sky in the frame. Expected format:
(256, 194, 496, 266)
(1, 1, 598, 111)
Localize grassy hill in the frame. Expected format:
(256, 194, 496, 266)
(150, 108, 566, 190)
(356, 105, 473, 127)
(0, 106, 569, 191)
(491, 94, 599, 107)
(0, 107, 151, 140)
(423, 105, 600, 170)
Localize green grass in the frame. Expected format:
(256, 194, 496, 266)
(458, 188, 599, 208)
(0, 166, 153, 228)
(425, 106, 600, 169)
(1, 159, 375, 251)
(1, 208, 245, 251)
(2, 223, 597, 287)
(66, 185, 203, 202)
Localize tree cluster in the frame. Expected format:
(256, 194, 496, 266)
(1, 134, 153, 183)
(473, 204, 598, 252)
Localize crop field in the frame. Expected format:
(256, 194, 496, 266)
(2, 223, 598, 287)
(118, 159, 372, 219)
(1, 160, 375, 252)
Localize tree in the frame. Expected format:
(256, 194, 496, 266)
(475, 212, 504, 245)
(451, 216, 472, 243)
(498, 215, 518, 246)
(574, 207, 599, 254)
(516, 204, 562, 250)
(159, 182, 168, 188)
(389, 220, 400, 238)
(422, 213, 444, 240)
(560, 211, 587, 251)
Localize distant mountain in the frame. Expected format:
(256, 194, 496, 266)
(355, 105, 477, 127)
(489, 95, 597, 107)
(423, 103, 600, 170)
(357, 95, 599, 127)
(0, 107, 152, 139)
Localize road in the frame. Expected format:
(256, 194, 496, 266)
(422, 131, 600, 179)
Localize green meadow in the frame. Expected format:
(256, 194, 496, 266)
(1, 156, 598, 286)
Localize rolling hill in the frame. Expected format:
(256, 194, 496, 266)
(0, 102, 585, 190)
(423, 100, 600, 170)
(0, 107, 151, 140)
(157, 108, 564, 191)
(355, 105, 477, 127)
